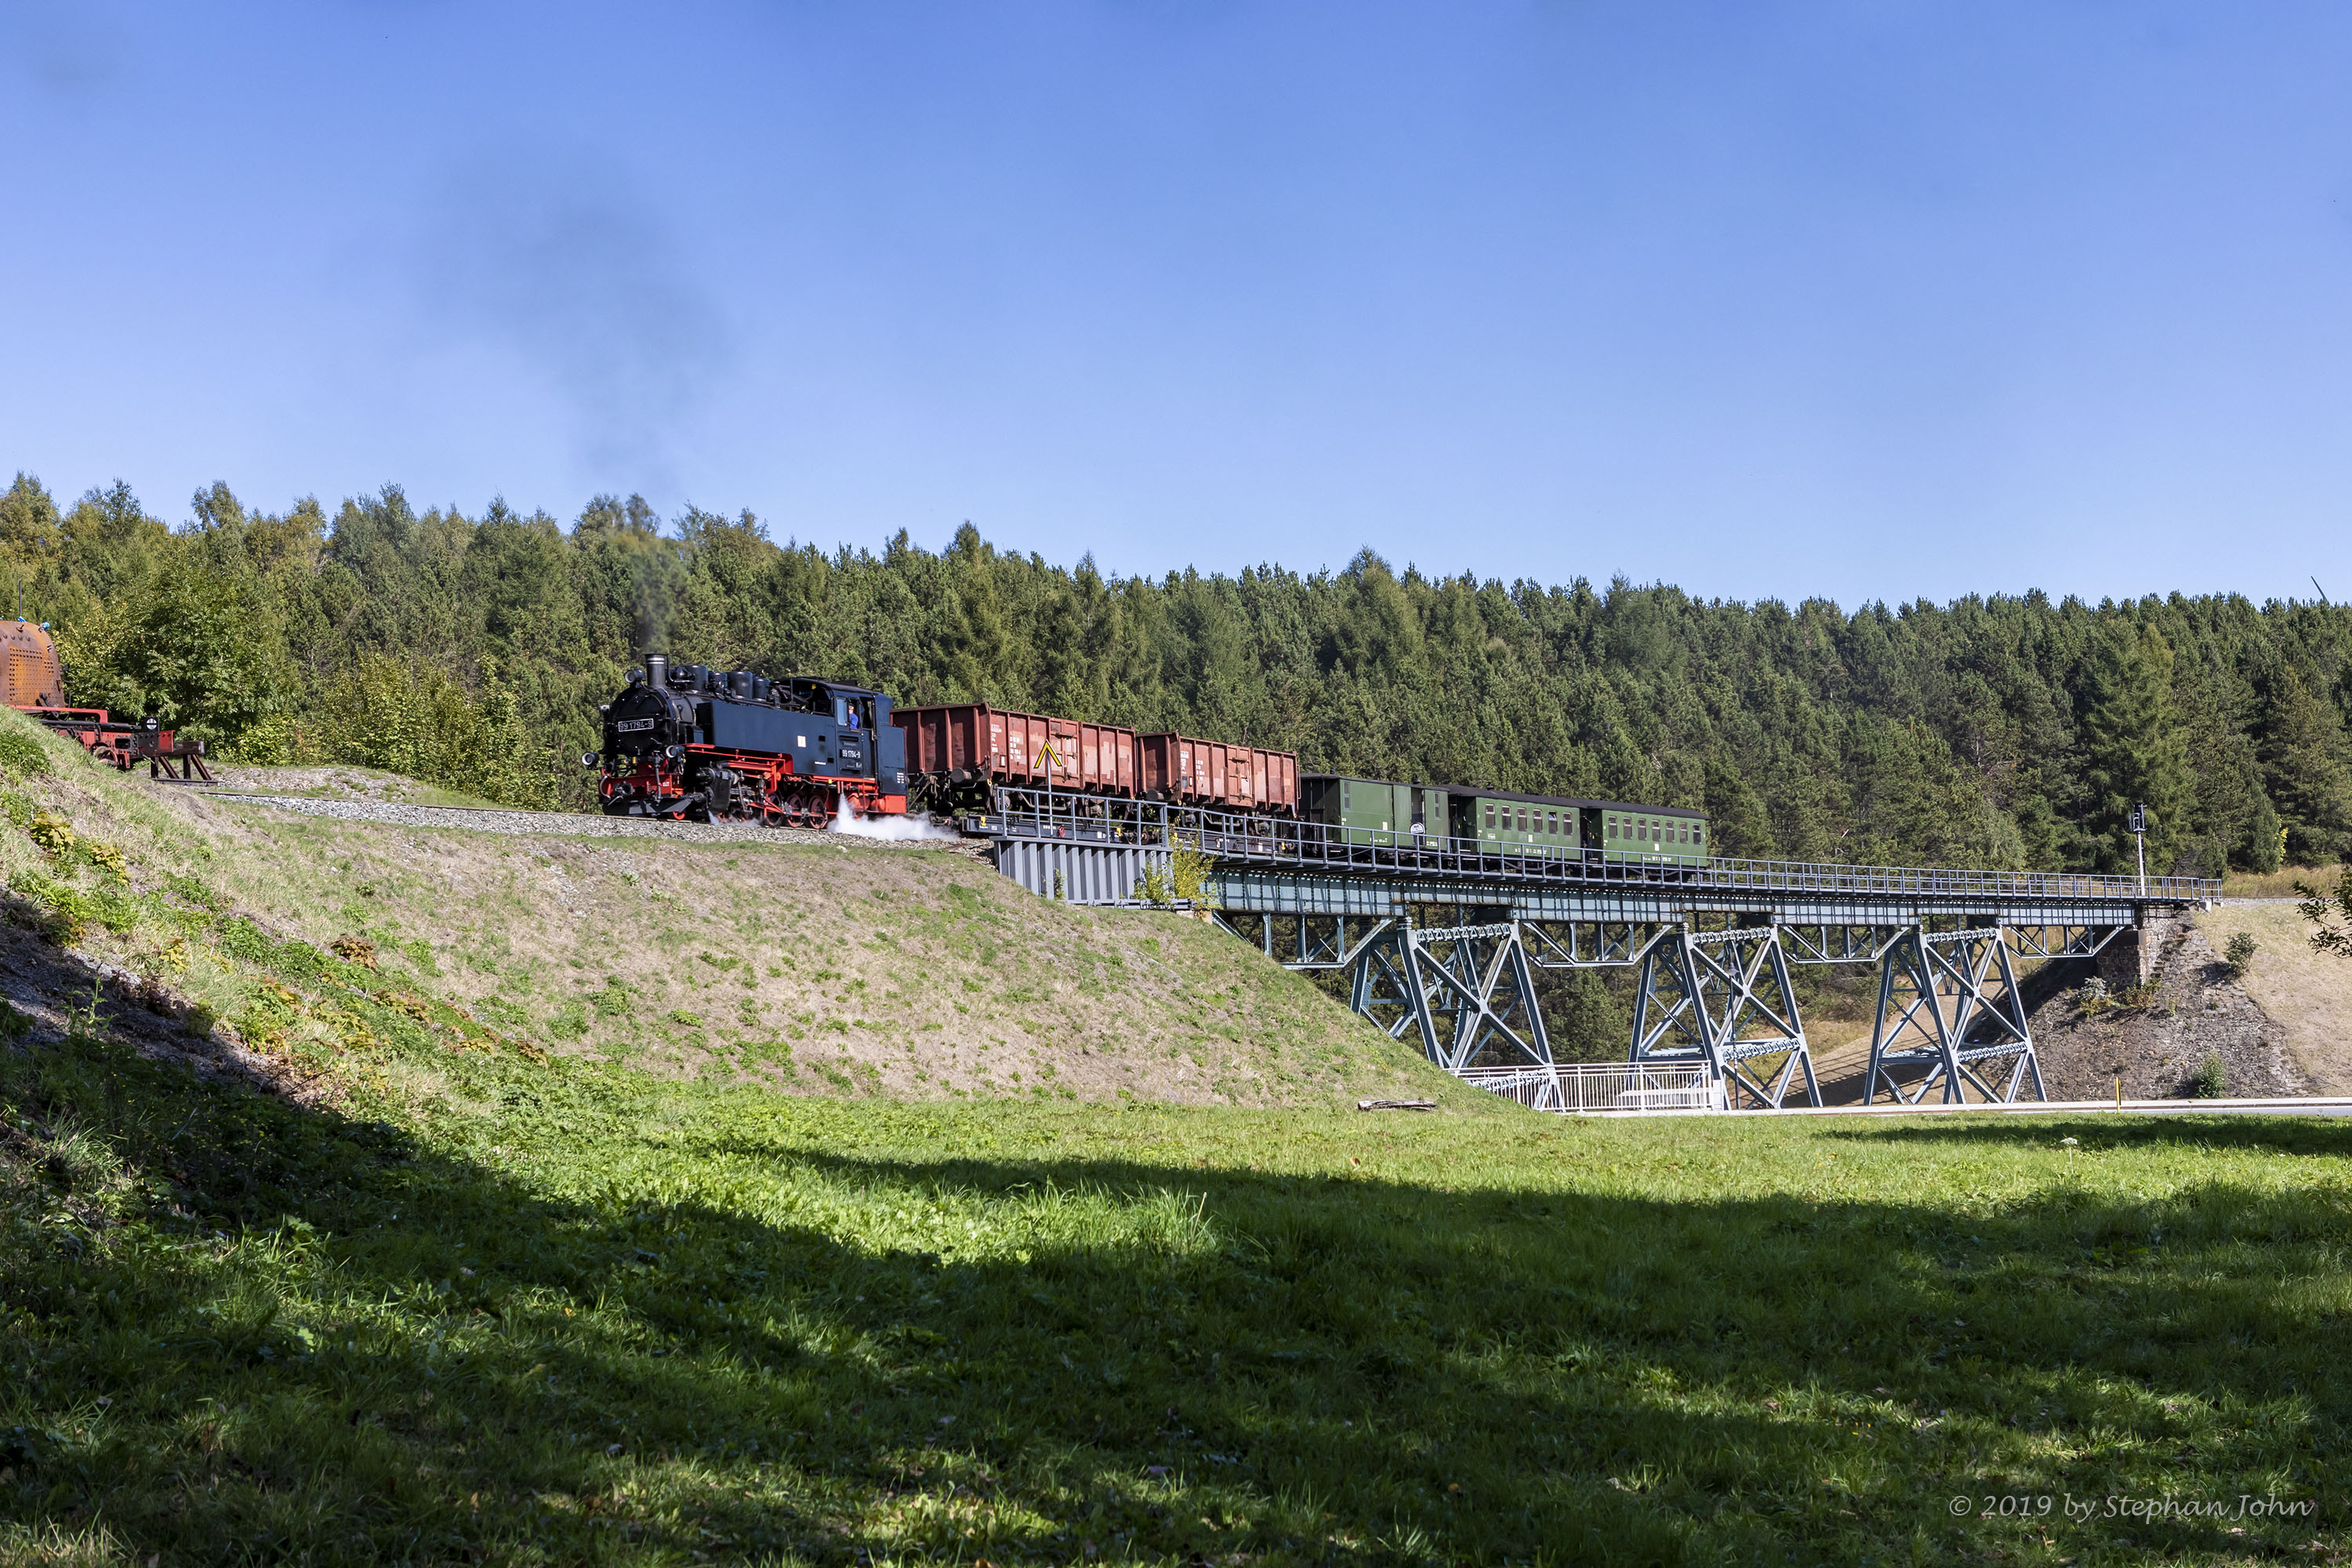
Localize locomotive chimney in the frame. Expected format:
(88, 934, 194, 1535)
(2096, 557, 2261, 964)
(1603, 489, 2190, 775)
(645, 653, 667, 688)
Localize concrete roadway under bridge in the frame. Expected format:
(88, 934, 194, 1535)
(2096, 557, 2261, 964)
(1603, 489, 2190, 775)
(978, 789, 2219, 1116)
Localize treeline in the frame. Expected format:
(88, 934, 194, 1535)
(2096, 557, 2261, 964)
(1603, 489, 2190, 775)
(4, 471, 2350, 876)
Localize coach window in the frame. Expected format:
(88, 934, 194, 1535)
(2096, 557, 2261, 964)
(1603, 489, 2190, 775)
(1483, 802, 1494, 831)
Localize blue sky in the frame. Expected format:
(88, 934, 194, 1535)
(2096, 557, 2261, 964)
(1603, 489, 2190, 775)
(3, 2, 2349, 607)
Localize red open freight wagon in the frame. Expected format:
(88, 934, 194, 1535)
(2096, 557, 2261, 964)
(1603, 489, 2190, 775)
(893, 702, 1138, 802)
(1138, 733, 1298, 815)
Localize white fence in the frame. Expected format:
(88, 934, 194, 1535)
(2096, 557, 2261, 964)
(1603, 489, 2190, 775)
(1459, 1062, 1724, 1115)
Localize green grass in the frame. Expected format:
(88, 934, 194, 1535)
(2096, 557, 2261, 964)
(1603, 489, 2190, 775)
(0, 710, 2346, 1563)
(6, 1003, 2351, 1565)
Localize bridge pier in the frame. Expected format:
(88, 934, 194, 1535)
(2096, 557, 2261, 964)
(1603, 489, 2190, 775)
(1627, 924, 1820, 1109)
(2095, 908, 2180, 990)
(1348, 921, 1557, 1092)
(1864, 926, 2045, 1105)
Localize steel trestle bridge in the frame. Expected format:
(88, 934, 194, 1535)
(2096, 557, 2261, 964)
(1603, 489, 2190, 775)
(976, 787, 2218, 1115)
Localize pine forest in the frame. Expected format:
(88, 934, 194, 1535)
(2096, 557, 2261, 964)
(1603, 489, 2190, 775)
(6, 472, 2348, 880)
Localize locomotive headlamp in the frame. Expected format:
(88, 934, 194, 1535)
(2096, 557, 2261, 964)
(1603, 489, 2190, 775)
(581, 752, 599, 768)
(664, 744, 684, 760)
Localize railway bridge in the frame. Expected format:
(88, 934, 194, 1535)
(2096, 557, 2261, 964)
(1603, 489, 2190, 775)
(976, 788, 2220, 1113)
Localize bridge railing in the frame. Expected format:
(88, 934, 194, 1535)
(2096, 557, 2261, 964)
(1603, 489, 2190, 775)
(974, 789, 2220, 904)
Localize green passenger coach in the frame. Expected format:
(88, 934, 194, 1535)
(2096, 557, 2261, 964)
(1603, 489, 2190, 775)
(1459, 789, 1584, 853)
(1595, 802, 1708, 866)
(1299, 775, 1452, 848)
(1302, 775, 1711, 869)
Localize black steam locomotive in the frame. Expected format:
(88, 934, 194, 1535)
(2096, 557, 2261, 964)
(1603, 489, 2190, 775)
(592, 654, 909, 826)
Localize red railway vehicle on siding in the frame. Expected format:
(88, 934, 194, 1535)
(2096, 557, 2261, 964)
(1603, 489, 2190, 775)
(1138, 733, 1298, 815)
(2, 619, 212, 779)
(893, 702, 1138, 811)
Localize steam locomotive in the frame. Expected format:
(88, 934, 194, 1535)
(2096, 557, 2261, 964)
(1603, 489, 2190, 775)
(593, 655, 908, 825)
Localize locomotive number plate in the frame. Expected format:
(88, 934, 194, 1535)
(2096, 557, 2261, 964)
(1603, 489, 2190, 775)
(615, 719, 655, 733)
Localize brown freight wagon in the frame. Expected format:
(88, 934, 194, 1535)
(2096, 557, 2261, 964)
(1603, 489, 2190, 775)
(1138, 733, 1299, 816)
(893, 703, 1138, 804)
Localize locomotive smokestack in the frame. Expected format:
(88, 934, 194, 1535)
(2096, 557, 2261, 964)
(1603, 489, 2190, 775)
(645, 653, 667, 688)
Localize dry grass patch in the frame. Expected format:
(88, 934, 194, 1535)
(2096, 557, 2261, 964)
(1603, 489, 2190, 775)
(2192, 902, 2352, 1094)
(2220, 862, 2346, 901)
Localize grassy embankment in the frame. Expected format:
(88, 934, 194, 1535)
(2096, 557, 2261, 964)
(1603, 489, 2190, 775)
(2, 715, 2350, 1563)
(170, 761, 1473, 1112)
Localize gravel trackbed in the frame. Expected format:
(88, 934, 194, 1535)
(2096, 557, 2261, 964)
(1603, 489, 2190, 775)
(198, 791, 980, 853)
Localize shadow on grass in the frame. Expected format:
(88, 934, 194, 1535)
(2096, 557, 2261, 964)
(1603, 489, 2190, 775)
(5, 1017, 2350, 1566)
(1826, 1112, 2352, 1156)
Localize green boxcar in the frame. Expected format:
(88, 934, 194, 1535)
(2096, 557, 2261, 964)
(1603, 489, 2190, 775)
(1593, 801, 1709, 867)
(1299, 775, 1450, 848)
